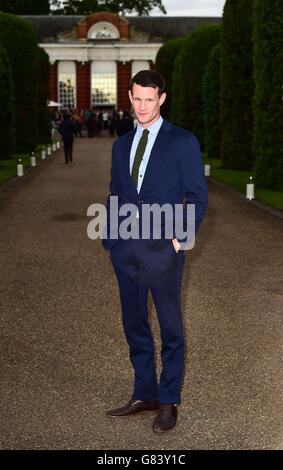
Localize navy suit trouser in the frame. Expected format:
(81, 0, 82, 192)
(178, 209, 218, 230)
(110, 238, 185, 405)
(63, 139, 73, 162)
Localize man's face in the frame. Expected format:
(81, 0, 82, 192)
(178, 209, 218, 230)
(128, 83, 166, 127)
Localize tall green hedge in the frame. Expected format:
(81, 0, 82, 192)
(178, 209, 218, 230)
(170, 52, 183, 127)
(253, 0, 283, 190)
(155, 37, 185, 120)
(171, 25, 221, 149)
(0, 45, 15, 159)
(220, 0, 254, 170)
(0, 12, 39, 153)
(37, 47, 51, 144)
(203, 44, 221, 160)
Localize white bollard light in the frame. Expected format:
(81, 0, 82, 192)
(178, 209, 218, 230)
(246, 176, 255, 200)
(17, 159, 24, 177)
(57, 141, 60, 149)
(41, 148, 46, 160)
(52, 143, 56, 152)
(47, 146, 52, 156)
(204, 164, 211, 176)
(30, 152, 36, 167)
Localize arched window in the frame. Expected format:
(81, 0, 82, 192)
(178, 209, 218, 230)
(88, 22, 120, 40)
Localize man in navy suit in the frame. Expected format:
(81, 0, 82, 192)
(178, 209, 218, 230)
(59, 113, 74, 164)
(102, 70, 208, 432)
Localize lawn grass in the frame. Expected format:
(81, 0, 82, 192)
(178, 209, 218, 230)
(0, 154, 30, 185)
(0, 146, 51, 185)
(204, 157, 283, 211)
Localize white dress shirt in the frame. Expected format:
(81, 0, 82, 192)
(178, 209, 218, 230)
(129, 116, 163, 218)
(129, 116, 163, 193)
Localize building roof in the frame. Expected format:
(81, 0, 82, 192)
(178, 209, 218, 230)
(21, 15, 83, 42)
(21, 15, 221, 43)
(127, 16, 221, 40)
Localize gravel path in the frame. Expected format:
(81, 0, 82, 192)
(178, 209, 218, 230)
(0, 135, 282, 450)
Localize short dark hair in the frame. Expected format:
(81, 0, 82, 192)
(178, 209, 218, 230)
(129, 70, 165, 96)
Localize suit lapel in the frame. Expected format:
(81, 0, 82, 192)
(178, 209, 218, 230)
(121, 128, 139, 198)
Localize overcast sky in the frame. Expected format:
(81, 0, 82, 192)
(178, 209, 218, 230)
(151, 0, 225, 16)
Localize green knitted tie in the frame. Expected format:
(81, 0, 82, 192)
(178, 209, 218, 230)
(131, 129, 149, 187)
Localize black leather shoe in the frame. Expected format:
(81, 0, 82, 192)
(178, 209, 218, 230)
(106, 398, 159, 418)
(152, 404, 178, 432)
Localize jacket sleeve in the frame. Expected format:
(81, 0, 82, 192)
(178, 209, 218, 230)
(176, 133, 208, 246)
(102, 141, 120, 248)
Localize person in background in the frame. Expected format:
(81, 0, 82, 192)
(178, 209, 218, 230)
(109, 108, 119, 137)
(94, 109, 102, 137)
(116, 109, 134, 137)
(102, 109, 109, 130)
(79, 109, 85, 136)
(59, 113, 74, 164)
(87, 110, 95, 138)
(73, 109, 83, 137)
(84, 109, 91, 134)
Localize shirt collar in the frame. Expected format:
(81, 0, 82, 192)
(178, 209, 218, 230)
(136, 116, 163, 137)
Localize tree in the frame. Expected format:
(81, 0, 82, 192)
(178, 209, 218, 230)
(170, 52, 183, 127)
(52, 0, 166, 15)
(171, 25, 221, 149)
(220, 0, 254, 170)
(203, 44, 221, 160)
(0, 0, 50, 14)
(252, 0, 283, 191)
(155, 37, 185, 120)
(37, 47, 52, 144)
(0, 46, 15, 160)
(0, 12, 39, 153)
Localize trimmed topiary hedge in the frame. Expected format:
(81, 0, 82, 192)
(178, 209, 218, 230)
(252, 0, 283, 190)
(155, 37, 185, 120)
(170, 52, 184, 127)
(37, 46, 52, 145)
(0, 45, 15, 160)
(171, 24, 221, 149)
(203, 44, 221, 160)
(0, 12, 39, 153)
(220, 0, 254, 170)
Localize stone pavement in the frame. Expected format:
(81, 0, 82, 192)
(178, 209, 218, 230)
(0, 134, 282, 450)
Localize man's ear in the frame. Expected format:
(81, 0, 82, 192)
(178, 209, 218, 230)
(128, 90, 133, 103)
(159, 92, 167, 106)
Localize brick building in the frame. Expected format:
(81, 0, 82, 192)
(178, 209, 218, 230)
(23, 13, 221, 111)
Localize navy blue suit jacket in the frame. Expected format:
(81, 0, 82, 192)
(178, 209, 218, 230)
(59, 118, 74, 141)
(102, 119, 208, 251)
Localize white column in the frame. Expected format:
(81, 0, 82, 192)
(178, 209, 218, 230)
(131, 60, 150, 77)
